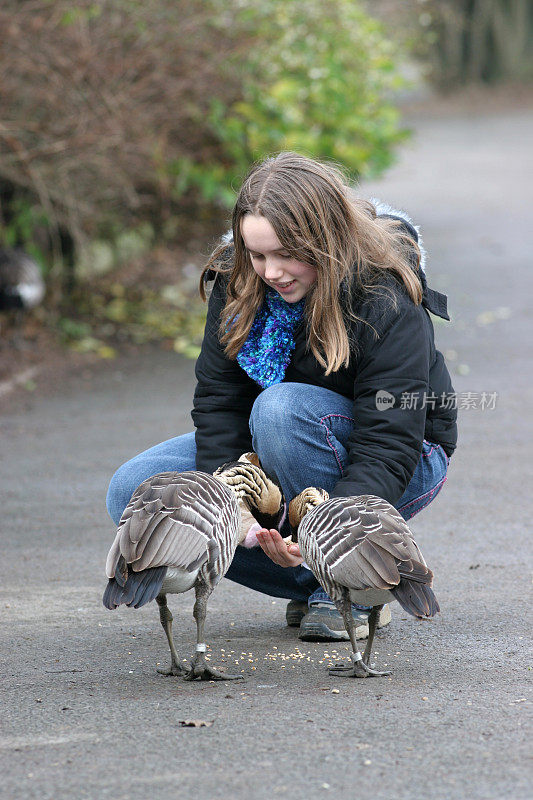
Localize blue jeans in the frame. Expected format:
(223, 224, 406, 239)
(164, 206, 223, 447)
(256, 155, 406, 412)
(106, 383, 450, 603)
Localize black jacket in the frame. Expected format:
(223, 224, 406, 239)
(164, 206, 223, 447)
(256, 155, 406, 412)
(192, 217, 457, 506)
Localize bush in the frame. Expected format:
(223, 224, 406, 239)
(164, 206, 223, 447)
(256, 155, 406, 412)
(210, 1, 406, 181)
(0, 0, 240, 258)
(0, 0, 407, 281)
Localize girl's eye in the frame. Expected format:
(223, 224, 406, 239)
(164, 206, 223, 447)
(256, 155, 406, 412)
(249, 252, 264, 261)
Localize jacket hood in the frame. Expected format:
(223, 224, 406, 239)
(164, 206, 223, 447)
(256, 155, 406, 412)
(368, 199, 448, 319)
(369, 198, 427, 274)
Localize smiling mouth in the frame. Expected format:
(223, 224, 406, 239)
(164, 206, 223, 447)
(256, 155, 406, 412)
(274, 280, 295, 289)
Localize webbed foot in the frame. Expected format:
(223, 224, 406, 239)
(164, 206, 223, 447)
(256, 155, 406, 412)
(157, 659, 188, 677)
(329, 652, 391, 678)
(183, 652, 244, 682)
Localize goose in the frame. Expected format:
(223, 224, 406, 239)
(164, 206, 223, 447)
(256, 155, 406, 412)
(0, 248, 45, 312)
(289, 489, 440, 678)
(103, 454, 283, 681)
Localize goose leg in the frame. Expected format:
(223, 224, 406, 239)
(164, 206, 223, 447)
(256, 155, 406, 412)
(329, 597, 391, 679)
(362, 605, 391, 677)
(184, 584, 243, 682)
(156, 594, 188, 676)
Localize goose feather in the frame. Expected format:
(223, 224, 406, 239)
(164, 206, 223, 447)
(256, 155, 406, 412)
(105, 471, 234, 585)
(298, 494, 432, 599)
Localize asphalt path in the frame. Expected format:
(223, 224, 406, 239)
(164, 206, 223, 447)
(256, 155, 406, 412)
(1, 106, 531, 800)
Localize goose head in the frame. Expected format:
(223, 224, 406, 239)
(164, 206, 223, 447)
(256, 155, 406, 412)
(288, 486, 329, 542)
(214, 453, 284, 533)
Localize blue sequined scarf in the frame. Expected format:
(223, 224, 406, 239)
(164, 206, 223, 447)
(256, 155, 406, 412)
(236, 289, 306, 388)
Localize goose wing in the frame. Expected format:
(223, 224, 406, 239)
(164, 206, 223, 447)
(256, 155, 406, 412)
(105, 471, 238, 578)
(303, 495, 431, 591)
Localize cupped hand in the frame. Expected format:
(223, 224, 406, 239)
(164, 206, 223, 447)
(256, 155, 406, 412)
(255, 528, 303, 568)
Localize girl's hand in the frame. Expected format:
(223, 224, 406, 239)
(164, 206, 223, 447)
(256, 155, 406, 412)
(255, 528, 303, 568)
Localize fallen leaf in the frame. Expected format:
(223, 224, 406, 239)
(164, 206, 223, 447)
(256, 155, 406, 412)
(179, 719, 214, 728)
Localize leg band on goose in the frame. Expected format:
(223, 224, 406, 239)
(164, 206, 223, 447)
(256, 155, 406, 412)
(351, 651, 363, 662)
(196, 643, 207, 653)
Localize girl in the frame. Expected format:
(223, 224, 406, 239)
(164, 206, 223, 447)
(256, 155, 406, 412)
(106, 152, 457, 642)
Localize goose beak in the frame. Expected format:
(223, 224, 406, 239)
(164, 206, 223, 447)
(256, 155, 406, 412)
(245, 491, 285, 532)
(288, 497, 304, 541)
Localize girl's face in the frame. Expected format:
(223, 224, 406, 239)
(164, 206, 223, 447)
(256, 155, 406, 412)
(241, 214, 317, 303)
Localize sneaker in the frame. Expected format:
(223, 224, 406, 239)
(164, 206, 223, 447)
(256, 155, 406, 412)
(285, 600, 309, 627)
(298, 603, 392, 642)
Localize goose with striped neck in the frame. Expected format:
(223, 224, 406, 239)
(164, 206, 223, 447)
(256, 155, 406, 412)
(103, 454, 283, 681)
(289, 488, 440, 678)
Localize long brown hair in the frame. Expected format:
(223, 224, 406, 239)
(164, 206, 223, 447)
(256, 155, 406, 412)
(200, 152, 422, 374)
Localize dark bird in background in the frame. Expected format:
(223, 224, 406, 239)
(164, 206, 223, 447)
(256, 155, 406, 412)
(0, 248, 45, 312)
(289, 489, 440, 679)
(103, 454, 284, 681)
